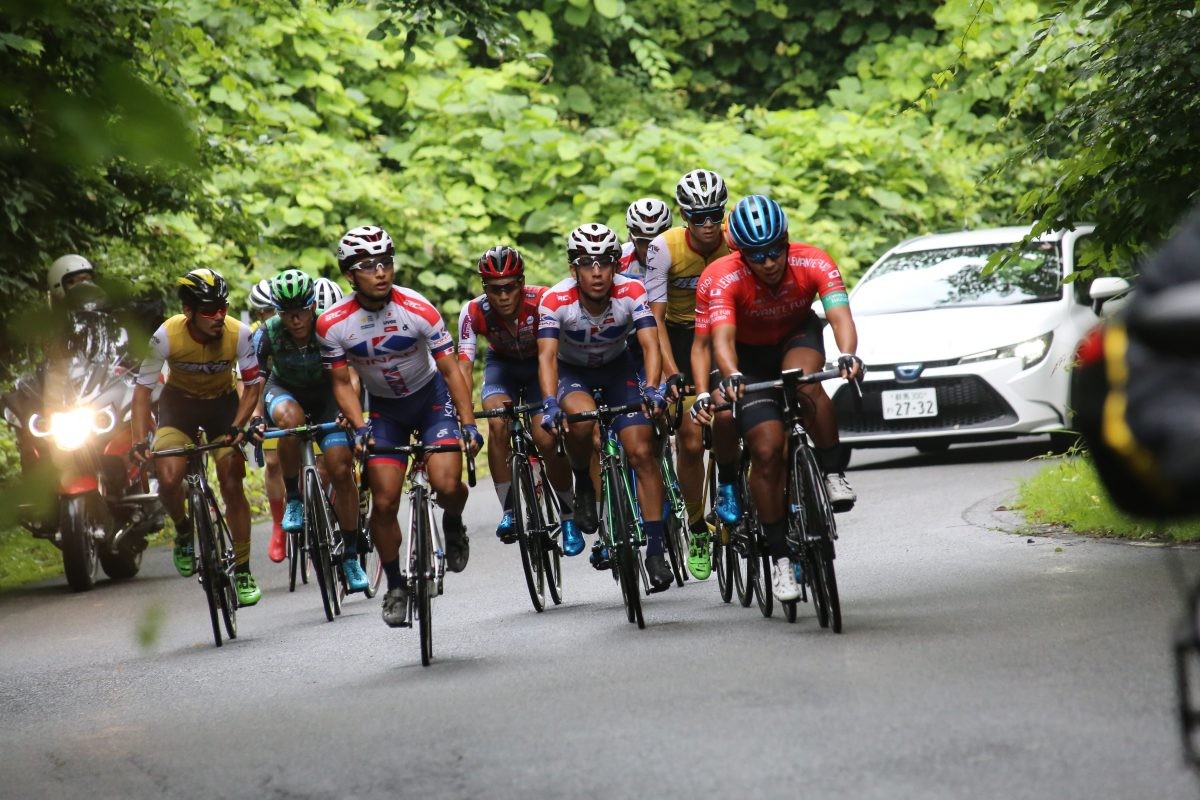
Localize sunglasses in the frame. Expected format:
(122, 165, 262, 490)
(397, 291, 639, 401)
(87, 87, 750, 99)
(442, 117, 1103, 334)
(743, 241, 788, 265)
(196, 304, 228, 318)
(684, 207, 725, 226)
(571, 257, 618, 270)
(349, 256, 394, 273)
(484, 281, 522, 295)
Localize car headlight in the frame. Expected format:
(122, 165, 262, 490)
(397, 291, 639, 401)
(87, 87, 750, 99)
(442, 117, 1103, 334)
(958, 332, 1053, 370)
(28, 404, 116, 451)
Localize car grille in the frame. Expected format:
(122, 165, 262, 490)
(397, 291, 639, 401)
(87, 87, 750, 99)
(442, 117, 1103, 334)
(831, 376, 1017, 435)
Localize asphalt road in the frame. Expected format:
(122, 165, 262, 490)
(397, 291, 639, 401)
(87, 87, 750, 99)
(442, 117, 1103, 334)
(2, 441, 1198, 799)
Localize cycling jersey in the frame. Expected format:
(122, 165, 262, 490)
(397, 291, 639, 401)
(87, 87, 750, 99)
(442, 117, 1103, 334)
(644, 227, 730, 325)
(256, 315, 325, 389)
(316, 288, 454, 399)
(619, 241, 647, 281)
(707, 244, 849, 346)
(136, 314, 259, 399)
(456, 286, 547, 363)
(537, 274, 656, 367)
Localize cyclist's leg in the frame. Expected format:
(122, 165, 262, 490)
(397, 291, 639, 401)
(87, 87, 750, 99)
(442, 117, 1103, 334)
(481, 351, 518, 529)
(782, 321, 855, 510)
(410, 375, 469, 572)
(364, 401, 409, 617)
(666, 323, 706, 532)
(266, 382, 306, 533)
(558, 362, 600, 535)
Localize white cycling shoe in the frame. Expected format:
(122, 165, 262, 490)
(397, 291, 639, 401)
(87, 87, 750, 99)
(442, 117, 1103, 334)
(771, 557, 801, 602)
(824, 472, 857, 512)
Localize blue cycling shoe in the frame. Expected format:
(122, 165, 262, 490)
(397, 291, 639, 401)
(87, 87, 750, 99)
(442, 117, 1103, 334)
(715, 482, 742, 525)
(495, 511, 517, 544)
(589, 539, 610, 571)
(562, 519, 584, 556)
(342, 558, 369, 593)
(282, 497, 305, 532)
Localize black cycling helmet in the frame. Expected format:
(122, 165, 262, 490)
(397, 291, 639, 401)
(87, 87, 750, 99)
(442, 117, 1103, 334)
(177, 268, 230, 308)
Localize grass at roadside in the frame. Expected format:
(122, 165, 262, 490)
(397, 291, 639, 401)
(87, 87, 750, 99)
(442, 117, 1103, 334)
(0, 527, 63, 588)
(1016, 453, 1200, 542)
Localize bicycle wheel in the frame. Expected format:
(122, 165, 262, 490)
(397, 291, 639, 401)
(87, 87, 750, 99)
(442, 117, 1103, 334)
(305, 470, 337, 622)
(359, 523, 382, 599)
(798, 445, 842, 633)
(607, 465, 643, 628)
(733, 531, 753, 607)
(754, 549, 773, 618)
(512, 458, 546, 613)
(192, 490, 223, 647)
(414, 487, 434, 666)
(287, 527, 300, 592)
(209, 499, 238, 641)
(660, 451, 688, 587)
(714, 526, 734, 603)
(537, 465, 564, 606)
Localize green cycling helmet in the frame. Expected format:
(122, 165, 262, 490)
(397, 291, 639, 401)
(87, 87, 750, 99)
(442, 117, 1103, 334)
(270, 269, 315, 311)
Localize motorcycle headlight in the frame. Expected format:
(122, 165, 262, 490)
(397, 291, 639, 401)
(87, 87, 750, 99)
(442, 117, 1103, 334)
(959, 332, 1053, 370)
(48, 407, 96, 451)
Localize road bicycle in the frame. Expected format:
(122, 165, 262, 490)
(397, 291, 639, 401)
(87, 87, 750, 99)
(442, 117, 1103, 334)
(475, 400, 563, 612)
(728, 367, 855, 631)
(153, 435, 239, 647)
(562, 394, 659, 629)
(260, 421, 347, 622)
(653, 397, 690, 587)
(369, 436, 475, 667)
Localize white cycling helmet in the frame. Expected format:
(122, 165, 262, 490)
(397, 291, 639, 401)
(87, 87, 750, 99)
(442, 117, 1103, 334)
(626, 198, 673, 240)
(566, 223, 621, 262)
(248, 278, 274, 311)
(313, 277, 344, 313)
(336, 225, 394, 271)
(47, 254, 95, 299)
(675, 169, 728, 212)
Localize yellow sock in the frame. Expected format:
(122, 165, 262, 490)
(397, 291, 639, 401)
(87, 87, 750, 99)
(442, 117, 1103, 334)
(235, 541, 251, 568)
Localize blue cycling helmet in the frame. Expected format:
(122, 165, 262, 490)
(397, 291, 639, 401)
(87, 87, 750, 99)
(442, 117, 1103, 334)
(728, 195, 788, 249)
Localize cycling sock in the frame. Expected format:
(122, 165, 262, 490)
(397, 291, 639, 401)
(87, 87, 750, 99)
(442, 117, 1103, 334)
(716, 461, 736, 484)
(234, 541, 251, 568)
(268, 497, 284, 526)
(573, 469, 592, 491)
(556, 488, 574, 520)
(340, 529, 357, 559)
(689, 518, 709, 535)
(644, 519, 665, 557)
(762, 520, 788, 559)
(494, 481, 511, 509)
(443, 511, 463, 532)
(685, 500, 704, 529)
(816, 445, 849, 474)
(283, 475, 300, 498)
(383, 558, 402, 591)
(173, 515, 192, 539)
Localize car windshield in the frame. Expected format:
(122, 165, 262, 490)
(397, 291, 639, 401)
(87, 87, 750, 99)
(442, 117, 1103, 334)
(851, 242, 1063, 315)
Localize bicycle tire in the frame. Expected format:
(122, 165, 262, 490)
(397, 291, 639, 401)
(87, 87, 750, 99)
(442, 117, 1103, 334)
(287, 528, 299, 592)
(359, 523, 382, 599)
(414, 486, 434, 666)
(537, 464, 564, 606)
(513, 458, 546, 613)
(305, 470, 337, 622)
(659, 448, 688, 587)
(797, 444, 842, 632)
(714, 528, 734, 603)
(192, 489, 223, 647)
(212, 511, 238, 640)
(733, 533, 753, 607)
(606, 463, 643, 628)
(754, 549, 773, 618)
(325, 490, 344, 615)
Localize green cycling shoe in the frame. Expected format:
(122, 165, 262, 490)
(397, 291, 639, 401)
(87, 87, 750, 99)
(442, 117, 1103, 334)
(173, 538, 196, 578)
(235, 571, 262, 606)
(687, 522, 713, 581)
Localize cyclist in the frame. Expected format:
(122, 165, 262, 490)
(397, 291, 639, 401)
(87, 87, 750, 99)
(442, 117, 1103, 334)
(248, 278, 289, 563)
(643, 169, 732, 578)
(708, 195, 862, 602)
(456, 246, 583, 556)
(318, 225, 482, 628)
(312, 277, 344, 314)
(621, 198, 672, 281)
(537, 223, 674, 591)
(251, 269, 368, 592)
(130, 268, 265, 606)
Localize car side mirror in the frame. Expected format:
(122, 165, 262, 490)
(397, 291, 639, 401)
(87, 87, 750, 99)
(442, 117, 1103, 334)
(1090, 276, 1131, 315)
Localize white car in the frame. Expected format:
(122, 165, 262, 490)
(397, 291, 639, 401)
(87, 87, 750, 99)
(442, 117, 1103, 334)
(821, 226, 1131, 456)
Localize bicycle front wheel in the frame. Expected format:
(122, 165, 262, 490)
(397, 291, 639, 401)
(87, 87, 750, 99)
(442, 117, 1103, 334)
(359, 523, 382, 599)
(796, 445, 841, 632)
(207, 493, 239, 641)
(537, 465, 564, 606)
(513, 458, 546, 612)
(192, 490, 223, 648)
(305, 471, 338, 622)
(414, 487, 434, 666)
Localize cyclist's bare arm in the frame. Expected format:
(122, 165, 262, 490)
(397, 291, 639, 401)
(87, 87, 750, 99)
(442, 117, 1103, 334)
(636, 324, 663, 389)
(330, 364, 364, 429)
(825, 305, 862, 379)
(436, 354, 478, 430)
(650, 300, 680, 377)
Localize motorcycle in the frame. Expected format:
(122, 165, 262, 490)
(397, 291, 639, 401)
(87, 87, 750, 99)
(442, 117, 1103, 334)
(3, 306, 164, 591)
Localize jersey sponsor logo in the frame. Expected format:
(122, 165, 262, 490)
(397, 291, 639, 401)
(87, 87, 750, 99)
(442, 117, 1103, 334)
(670, 276, 700, 290)
(172, 360, 234, 375)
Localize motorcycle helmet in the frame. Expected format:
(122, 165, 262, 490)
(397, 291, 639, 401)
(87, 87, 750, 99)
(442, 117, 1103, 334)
(47, 255, 95, 299)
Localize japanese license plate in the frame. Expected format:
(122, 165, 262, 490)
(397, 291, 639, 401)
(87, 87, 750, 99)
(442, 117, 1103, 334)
(882, 388, 938, 420)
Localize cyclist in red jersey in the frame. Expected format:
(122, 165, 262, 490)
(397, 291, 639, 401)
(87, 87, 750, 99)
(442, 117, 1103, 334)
(708, 195, 863, 602)
(457, 246, 582, 556)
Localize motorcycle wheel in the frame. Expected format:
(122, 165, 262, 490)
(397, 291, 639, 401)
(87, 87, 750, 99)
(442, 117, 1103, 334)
(99, 544, 142, 580)
(61, 494, 100, 592)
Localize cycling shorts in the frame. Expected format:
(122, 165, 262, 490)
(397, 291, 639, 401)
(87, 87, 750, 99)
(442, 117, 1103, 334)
(263, 376, 349, 451)
(665, 321, 695, 384)
(481, 351, 542, 405)
(153, 385, 239, 462)
(366, 373, 460, 468)
(734, 315, 825, 435)
(557, 351, 648, 434)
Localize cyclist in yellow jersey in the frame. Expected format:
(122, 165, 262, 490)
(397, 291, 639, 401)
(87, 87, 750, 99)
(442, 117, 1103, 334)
(131, 268, 265, 606)
(643, 169, 730, 579)
(247, 278, 288, 562)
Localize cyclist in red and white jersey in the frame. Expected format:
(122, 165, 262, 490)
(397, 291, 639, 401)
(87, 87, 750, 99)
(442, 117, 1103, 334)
(708, 196, 862, 602)
(456, 246, 582, 557)
(537, 223, 674, 591)
(317, 225, 481, 629)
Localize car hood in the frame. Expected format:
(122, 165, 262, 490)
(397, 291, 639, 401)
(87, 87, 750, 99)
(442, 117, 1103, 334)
(835, 303, 1064, 364)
